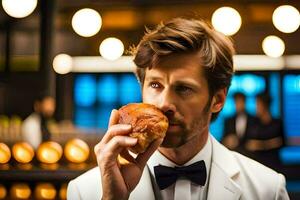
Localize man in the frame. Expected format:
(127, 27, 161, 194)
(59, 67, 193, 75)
(245, 93, 285, 169)
(67, 18, 289, 200)
(222, 92, 255, 153)
(21, 94, 56, 149)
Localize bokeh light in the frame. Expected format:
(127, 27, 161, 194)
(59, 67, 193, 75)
(262, 35, 285, 58)
(212, 7, 242, 36)
(53, 54, 73, 74)
(2, 0, 37, 18)
(272, 5, 300, 33)
(72, 8, 102, 37)
(99, 37, 124, 61)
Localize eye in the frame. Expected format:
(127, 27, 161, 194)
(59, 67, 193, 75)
(149, 82, 162, 89)
(175, 85, 193, 95)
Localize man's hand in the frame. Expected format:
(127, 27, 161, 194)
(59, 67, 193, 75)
(94, 109, 163, 200)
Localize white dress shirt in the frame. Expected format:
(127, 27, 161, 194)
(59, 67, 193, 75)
(235, 113, 247, 138)
(147, 136, 212, 200)
(21, 113, 42, 149)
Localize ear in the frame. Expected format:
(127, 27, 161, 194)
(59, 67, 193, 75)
(211, 88, 227, 113)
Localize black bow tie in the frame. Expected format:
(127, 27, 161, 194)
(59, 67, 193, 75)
(154, 160, 207, 190)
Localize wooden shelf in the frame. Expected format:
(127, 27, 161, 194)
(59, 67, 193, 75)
(0, 163, 95, 182)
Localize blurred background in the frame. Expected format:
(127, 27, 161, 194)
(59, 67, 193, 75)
(0, 0, 300, 199)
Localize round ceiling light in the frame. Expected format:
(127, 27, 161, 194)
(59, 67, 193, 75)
(53, 54, 73, 74)
(2, 0, 37, 18)
(72, 8, 102, 37)
(212, 7, 242, 36)
(262, 35, 285, 58)
(99, 37, 124, 61)
(272, 5, 300, 33)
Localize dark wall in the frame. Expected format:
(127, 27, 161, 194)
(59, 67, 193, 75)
(0, 72, 74, 121)
(0, 72, 43, 119)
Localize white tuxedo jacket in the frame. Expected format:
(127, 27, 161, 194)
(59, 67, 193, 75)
(67, 136, 289, 200)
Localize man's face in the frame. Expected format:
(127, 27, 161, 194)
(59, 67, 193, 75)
(41, 97, 56, 118)
(142, 53, 213, 148)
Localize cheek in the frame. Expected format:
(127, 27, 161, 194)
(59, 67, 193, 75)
(142, 87, 157, 105)
(181, 103, 200, 121)
(183, 100, 208, 121)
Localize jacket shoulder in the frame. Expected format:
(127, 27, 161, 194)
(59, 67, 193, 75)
(233, 151, 280, 178)
(232, 152, 288, 199)
(67, 167, 102, 200)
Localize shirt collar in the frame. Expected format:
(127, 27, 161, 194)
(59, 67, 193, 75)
(147, 135, 212, 183)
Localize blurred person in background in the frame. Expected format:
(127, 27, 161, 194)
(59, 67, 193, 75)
(21, 94, 56, 149)
(222, 92, 256, 154)
(245, 93, 285, 169)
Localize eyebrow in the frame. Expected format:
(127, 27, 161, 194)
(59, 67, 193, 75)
(145, 76, 164, 82)
(174, 80, 201, 89)
(145, 76, 201, 89)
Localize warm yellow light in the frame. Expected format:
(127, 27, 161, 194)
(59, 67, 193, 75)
(262, 35, 285, 58)
(59, 184, 67, 200)
(34, 183, 56, 200)
(272, 5, 300, 33)
(0, 184, 6, 199)
(0, 143, 11, 164)
(10, 184, 31, 199)
(12, 142, 34, 164)
(2, 0, 37, 18)
(64, 139, 90, 163)
(211, 7, 242, 36)
(99, 37, 124, 61)
(53, 54, 73, 74)
(37, 141, 63, 164)
(72, 8, 102, 37)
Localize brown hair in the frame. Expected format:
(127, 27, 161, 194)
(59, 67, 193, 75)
(132, 18, 235, 121)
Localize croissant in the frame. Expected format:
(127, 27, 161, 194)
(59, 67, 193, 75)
(118, 103, 169, 153)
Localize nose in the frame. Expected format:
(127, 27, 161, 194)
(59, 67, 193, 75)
(158, 90, 176, 118)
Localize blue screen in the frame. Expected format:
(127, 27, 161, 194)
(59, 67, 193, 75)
(119, 74, 142, 105)
(74, 75, 97, 107)
(283, 75, 300, 138)
(97, 74, 118, 104)
(74, 73, 142, 130)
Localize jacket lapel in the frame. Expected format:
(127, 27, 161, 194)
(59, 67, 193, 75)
(130, 166, 155, 200)
(207, 136, 242, 200)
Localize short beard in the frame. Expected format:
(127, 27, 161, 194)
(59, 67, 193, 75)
(161, 98, 212, 148)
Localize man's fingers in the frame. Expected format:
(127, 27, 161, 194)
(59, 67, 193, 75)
(101, 124, 132, 144)
(98, 136, 137, 161)
(118, 150, 136, 165)
(136, 138, 164, 169)
(108, 109, 119, 127)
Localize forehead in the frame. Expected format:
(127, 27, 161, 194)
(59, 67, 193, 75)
(145, 52, 205, 83)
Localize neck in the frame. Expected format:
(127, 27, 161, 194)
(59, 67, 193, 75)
(158, 128, 209, 165)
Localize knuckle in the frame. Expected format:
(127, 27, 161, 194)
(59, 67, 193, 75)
(112, 136, 123, 146)
(94, 143, 103, 154)
(94, 144, 99, 154)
